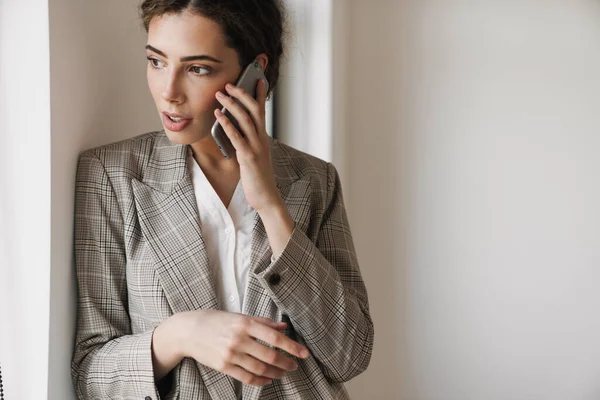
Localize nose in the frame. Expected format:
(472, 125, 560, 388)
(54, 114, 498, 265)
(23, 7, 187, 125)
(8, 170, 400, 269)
(161, 71, 185, 104)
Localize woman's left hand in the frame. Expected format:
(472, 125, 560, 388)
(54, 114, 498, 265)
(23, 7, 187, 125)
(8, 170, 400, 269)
(214, 80, 281, 213)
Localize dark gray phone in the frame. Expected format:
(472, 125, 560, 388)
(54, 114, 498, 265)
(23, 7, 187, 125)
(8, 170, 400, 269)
(211, 60, 269, 159)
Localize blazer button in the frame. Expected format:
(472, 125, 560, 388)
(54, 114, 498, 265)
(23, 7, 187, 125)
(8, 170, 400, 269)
(145, 396, 152, 400)
(268, 273, 281, 285)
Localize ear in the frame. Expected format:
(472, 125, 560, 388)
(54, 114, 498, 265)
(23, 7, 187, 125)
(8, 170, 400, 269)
(255, 53, 269, 72)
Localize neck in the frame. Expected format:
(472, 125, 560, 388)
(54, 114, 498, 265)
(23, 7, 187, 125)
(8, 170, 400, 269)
(189, 136, 239, 172)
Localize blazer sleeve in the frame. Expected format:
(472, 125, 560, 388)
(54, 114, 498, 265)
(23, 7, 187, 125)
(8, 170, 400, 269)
(255, 162, 375, 382)
(71, 151, 162, 400)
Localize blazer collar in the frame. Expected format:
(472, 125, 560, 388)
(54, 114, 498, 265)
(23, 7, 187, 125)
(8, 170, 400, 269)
(139, 131, 301, 194)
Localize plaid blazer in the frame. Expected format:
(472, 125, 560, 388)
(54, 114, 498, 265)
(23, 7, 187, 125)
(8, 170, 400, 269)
(71, 130, 374, 400)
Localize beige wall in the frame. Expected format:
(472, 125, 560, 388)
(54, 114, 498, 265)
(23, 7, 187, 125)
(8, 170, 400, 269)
(48, 1, 158, 398)
(345, 1, 600, 399)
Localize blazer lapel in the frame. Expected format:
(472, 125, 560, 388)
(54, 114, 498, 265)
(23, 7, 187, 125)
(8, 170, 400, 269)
(131, 138, 219, 314)
(131, 135, 238, 399)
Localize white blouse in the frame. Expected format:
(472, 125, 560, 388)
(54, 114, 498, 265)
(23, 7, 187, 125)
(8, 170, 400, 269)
(187, 149, 257, 314)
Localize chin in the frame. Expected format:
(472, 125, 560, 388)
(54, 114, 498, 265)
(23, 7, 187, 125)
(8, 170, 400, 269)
(163, 127, 211, 146)
(163, 130, 190, 145)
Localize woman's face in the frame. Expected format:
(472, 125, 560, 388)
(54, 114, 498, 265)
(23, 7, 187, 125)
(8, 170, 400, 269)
(146, 10, 242, 145)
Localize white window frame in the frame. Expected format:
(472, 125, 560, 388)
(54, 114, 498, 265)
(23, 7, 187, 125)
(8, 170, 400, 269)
(276, 0, 349, 179)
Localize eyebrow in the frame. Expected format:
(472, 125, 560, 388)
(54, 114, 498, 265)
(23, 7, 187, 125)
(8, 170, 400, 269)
(145, 45, 223, 63)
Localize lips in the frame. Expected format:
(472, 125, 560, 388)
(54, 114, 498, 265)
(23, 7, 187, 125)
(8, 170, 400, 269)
(163, 111, 191, 120)
(161, 112, 192, 132)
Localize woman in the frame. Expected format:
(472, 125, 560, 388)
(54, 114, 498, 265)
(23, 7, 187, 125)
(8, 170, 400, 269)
(71, 1, 374, 399)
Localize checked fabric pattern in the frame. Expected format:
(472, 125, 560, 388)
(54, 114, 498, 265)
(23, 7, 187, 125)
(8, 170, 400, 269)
(71, 130, 374, 399)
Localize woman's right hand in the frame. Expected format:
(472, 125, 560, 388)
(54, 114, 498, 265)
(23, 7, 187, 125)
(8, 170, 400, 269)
(176, 309, 310, 386)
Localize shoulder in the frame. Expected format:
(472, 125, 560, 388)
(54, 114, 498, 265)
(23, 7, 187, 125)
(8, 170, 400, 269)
(79, 130, 162, 166)
(77, 130, 166, 182)
(270, 138, 335, 186)
(270, 139, 346, 237)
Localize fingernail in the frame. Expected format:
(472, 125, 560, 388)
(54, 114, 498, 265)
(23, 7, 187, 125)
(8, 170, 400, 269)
(301, 349, 309, 358)
(226, 83, 234, 90)
(216, 91, 225, 99)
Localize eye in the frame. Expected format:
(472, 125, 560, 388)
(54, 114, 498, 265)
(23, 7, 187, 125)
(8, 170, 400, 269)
(190, 65, 212, 76)
(146, 56, 163, 69)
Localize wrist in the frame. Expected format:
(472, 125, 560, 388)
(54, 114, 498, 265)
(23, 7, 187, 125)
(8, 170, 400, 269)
(155, 313, 186, 360)
(167, 312, 188, 359)
(256, 197, 285, 218)
(151, 313, 187, 382)
(257, 200, 295, 258)
(255, 192, 285, 215)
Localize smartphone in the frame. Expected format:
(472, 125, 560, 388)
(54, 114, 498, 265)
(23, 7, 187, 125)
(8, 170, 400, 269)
(211, 60, 269, 159)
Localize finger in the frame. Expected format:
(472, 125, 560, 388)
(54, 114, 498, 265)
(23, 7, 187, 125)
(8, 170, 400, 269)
(256, 79, 267, 128)
(225, 83, 262, 126)
(242, 335, 299, 372)
(232, 350, 288, 380)
(248, 319, 309, 360)
(225, 82, 267, 141)
(252, 316, 287, 330)
(216, 89, 261, 150)
(222, 362, 273, 387)
(214, 109, 250, 153)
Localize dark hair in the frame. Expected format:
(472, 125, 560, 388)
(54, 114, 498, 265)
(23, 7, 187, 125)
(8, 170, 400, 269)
(139, 0, 286, 97)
